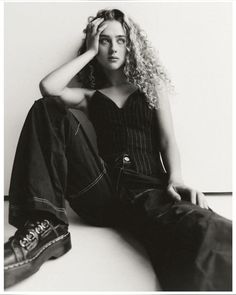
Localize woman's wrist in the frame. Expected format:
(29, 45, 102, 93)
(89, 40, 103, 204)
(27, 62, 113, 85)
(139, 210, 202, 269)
(86, 48, 98, 59)
(167, 174, 184, 185)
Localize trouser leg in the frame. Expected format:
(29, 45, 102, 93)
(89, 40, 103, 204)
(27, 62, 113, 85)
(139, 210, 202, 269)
(8, 97, 118, 228)
(119, 171, 232, 291)
(135, 193, 232, 291)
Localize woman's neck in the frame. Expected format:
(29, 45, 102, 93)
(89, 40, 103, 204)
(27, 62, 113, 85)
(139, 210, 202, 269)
(103, 68, 127, 87)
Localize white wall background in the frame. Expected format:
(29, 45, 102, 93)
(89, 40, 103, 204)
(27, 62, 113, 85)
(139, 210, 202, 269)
(4, 2, 232, 194)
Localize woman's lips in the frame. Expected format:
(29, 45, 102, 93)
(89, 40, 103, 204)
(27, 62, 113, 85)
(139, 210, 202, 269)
(108, 56, 119, 61)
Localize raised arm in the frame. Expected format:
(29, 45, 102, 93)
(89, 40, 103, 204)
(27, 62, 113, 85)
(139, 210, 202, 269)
(39, 51, 96, 107)
(39, 18, 107, 108)
(155, 84, 208, 209)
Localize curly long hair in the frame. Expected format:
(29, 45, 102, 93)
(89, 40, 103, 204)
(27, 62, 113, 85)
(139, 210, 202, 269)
(77, 8, 172, 108)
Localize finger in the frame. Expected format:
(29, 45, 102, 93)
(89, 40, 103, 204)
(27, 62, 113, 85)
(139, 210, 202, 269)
(197, 191, 208, 209)
(91, 17, 104, 24)
(87, 18, 103, 33)
(86, 23, 94, 33)
(96, 23, 108, 34)
(91, 18, 105, 32)
(203, 199, 209, 209)
(167, 185, 181, 201)
(88, 17, 103, 27)
(196, 192, 205, 208)
(202, 194, 209, 209)
(190, 190, 197, 205)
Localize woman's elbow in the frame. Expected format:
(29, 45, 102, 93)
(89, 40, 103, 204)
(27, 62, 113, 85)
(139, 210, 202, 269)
(39, 80, 50, 96)
(39, 80, 57, 97)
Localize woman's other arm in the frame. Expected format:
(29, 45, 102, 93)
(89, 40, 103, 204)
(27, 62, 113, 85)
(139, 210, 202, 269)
(155, 84, 208, 209)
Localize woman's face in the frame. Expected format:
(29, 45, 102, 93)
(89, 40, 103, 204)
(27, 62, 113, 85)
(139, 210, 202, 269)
(96, 20, 127, 71)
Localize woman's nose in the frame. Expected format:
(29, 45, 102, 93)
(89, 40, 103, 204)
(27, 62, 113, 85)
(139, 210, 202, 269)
(109, 42, 117, 53)
(110, 48, 117, 54)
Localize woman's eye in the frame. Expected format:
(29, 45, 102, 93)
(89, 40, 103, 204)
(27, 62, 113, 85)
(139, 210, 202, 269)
(117, 38, 126, 44)
(100, 39, 109, 45)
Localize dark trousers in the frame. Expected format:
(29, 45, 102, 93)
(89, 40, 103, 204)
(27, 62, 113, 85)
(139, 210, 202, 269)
(8, 97, 232, 291)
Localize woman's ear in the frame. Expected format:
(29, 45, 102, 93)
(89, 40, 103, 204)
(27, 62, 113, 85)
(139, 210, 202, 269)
(126, 47, 130, 53)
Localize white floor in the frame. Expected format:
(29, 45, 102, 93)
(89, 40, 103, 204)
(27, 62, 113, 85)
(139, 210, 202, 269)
(4, 195, 232, 292)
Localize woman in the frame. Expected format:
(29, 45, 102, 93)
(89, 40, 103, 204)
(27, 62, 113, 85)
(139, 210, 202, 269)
(4, 9, 232, 291)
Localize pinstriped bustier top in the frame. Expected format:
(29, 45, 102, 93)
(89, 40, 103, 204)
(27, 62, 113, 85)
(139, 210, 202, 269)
(88, 89, 166, 178)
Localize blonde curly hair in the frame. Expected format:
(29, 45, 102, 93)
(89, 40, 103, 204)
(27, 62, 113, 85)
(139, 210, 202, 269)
(77, 8, 172, 108)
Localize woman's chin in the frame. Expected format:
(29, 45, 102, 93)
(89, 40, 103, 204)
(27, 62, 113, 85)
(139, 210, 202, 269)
(102, 62, 124, 71)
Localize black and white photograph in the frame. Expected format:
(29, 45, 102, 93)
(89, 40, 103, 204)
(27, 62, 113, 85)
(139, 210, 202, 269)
(2, 0, 233, 292)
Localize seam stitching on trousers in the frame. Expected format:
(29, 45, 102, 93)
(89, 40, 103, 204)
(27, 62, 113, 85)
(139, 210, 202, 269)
(133, 188, 157, 200)
(33, 197, 67, 213)
(77, 168, 106, 196)
(74, 123, 81, 135)
(175, 208, 196, 224)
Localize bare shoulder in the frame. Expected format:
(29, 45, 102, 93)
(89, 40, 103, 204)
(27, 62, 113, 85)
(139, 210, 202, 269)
(154, 80, 171, 112)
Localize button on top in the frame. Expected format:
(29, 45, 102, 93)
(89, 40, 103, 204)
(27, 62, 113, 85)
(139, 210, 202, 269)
(124, 156, 130, 162)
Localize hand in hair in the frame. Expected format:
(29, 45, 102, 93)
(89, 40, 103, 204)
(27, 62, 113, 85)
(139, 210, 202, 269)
(86, 17, 108, 55)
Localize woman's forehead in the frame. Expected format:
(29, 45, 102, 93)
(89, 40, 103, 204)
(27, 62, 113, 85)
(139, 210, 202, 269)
(101, 20, 126, 36)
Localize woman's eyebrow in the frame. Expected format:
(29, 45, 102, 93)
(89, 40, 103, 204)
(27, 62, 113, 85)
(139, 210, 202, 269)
(100, 34, 126, 38)
(116, 35, 126, 38)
